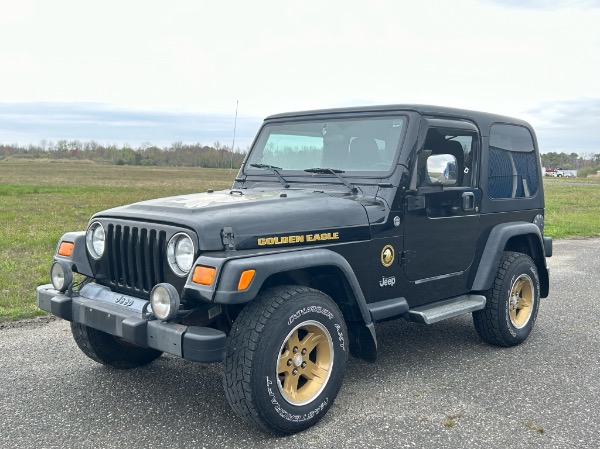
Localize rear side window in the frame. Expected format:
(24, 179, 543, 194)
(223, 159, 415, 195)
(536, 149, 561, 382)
(488, 124, 538, 199)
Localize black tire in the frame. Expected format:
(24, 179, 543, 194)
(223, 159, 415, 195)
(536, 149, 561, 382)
(473, 251, 540, 347)
(224, 286, 349, 435)
(71, 322, 162, 369)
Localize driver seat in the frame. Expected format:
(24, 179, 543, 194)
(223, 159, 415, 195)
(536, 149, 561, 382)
(345, 137, 379, 170)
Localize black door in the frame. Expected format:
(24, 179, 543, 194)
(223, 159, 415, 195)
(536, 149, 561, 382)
(403, 125, 481, 286)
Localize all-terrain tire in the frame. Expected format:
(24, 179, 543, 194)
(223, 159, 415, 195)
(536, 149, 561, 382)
(71, 322, 162, 368)
(473, 251, 540, 347)
(223, 286, 349, 435)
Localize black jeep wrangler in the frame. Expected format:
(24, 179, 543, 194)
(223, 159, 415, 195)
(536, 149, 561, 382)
(37, 105, 552, 434)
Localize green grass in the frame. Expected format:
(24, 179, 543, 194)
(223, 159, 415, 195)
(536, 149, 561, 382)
(1, 161, 599, 321)
(0, 161, 236, 320)
(542, 177, 600, 239)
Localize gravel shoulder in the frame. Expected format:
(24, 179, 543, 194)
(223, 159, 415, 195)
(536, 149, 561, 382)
(1, 238, 599, 449)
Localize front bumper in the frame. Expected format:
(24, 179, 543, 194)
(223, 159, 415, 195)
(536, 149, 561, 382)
(36, 283, 226, 363)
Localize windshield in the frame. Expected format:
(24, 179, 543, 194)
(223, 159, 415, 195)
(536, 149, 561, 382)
(245, 116, 406, 175)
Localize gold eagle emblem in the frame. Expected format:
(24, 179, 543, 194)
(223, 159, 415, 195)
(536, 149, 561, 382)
(381, 245, 395, 267)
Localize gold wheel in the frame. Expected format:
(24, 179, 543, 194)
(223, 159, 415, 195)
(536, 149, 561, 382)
(508, 274, 534, 329)
(276, 320, 334, 406)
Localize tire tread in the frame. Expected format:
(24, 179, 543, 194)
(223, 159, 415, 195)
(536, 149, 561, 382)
(473, 251, 538, 347)
(223, 285, 343, 434)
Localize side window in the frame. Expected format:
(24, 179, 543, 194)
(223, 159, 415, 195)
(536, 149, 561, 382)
(488, 124, 538, 199)
(418, 128, 476, 187)
(449, 135, 474, 186)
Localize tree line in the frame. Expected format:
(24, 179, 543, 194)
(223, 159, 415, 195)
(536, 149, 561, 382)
(540, 152, 600, 177)
(2, 141, 599, 176)
(540, 151, 600, 170)
(0, 140, 247, 169)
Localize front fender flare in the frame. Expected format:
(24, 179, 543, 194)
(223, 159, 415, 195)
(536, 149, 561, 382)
(213, 248, 373, 325)
(54, 231, 93, 277)
(210, 248, 379, 361)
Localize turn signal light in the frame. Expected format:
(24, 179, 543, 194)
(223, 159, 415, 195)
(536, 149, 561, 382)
(237, 269, 256, 291)
(58, 242, 74, 257)
(192, 265, 216, 286)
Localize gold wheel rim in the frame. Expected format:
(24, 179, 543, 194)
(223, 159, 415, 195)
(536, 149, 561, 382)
(276, 320, 334, 406)
(508, 274, 534, 329)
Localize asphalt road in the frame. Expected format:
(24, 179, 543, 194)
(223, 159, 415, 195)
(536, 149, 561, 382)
(1, 239, 599, 449)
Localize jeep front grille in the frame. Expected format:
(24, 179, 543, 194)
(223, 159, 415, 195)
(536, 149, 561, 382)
(106, 224, 166, 293)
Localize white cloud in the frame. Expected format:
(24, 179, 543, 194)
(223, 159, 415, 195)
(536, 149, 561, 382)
(524, 97, 600, 153)
(0, 102, 261, 148)
(0, 0, 598, 151)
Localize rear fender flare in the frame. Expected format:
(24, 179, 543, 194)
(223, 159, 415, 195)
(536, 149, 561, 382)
(472, 222, 549, 295)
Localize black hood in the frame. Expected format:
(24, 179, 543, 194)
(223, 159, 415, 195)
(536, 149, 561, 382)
(93, 189, 374, 250)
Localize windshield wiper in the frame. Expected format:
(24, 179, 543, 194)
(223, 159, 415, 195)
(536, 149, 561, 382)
(304, 167, 359, 194)
(249, 163, 290, 188)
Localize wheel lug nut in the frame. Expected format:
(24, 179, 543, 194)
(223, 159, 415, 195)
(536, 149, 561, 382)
(287, 359, 292, 366)
(293, 347, 298, 354)
(292, 369, 298, 375)
(301, 362, 306, 368)
(301, 348, 307, 355)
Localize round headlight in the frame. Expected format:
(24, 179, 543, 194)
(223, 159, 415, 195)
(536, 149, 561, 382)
(51, 260, 73, 292)
(167, 233, 195, 276)
(86, 222, 105, 259)
(150, 283, 180, 320)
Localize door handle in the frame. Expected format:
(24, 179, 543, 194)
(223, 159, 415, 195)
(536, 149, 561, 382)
(462, 192, 475, 211)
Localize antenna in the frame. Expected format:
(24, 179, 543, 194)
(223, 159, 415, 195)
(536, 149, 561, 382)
(230, 100, 238, 171)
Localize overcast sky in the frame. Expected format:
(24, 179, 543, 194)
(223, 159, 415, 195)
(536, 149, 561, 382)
(0, 0, 598, 153)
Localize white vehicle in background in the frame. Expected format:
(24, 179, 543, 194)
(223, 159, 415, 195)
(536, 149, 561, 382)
(554, 169, 577, 178)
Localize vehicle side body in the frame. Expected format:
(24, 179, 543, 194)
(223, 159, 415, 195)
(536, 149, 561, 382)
(37, 104, 552, 434)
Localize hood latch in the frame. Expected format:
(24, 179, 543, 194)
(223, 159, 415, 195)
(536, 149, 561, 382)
(221, 227, 236, 251)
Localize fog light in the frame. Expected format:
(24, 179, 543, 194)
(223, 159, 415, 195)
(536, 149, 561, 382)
(150, 283, 180, 321)
(51, 260, 73, 292)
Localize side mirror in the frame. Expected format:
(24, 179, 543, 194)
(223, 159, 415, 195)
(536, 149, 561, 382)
(427, 154, 457, 186)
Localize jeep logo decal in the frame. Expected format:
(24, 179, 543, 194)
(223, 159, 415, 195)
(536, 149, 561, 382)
(115, 296, 134, 307)
(379, 276, 396, 287)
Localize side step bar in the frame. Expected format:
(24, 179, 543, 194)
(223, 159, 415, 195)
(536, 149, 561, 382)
(407, 294, 486, 324)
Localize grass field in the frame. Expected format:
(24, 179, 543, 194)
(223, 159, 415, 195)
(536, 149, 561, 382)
(543, 177, 600, 239)
(0, 161, 236, 320)
(1, 161, 599, 320)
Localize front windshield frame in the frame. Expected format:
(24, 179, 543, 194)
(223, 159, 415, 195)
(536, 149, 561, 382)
(243, 114, 409, 179)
